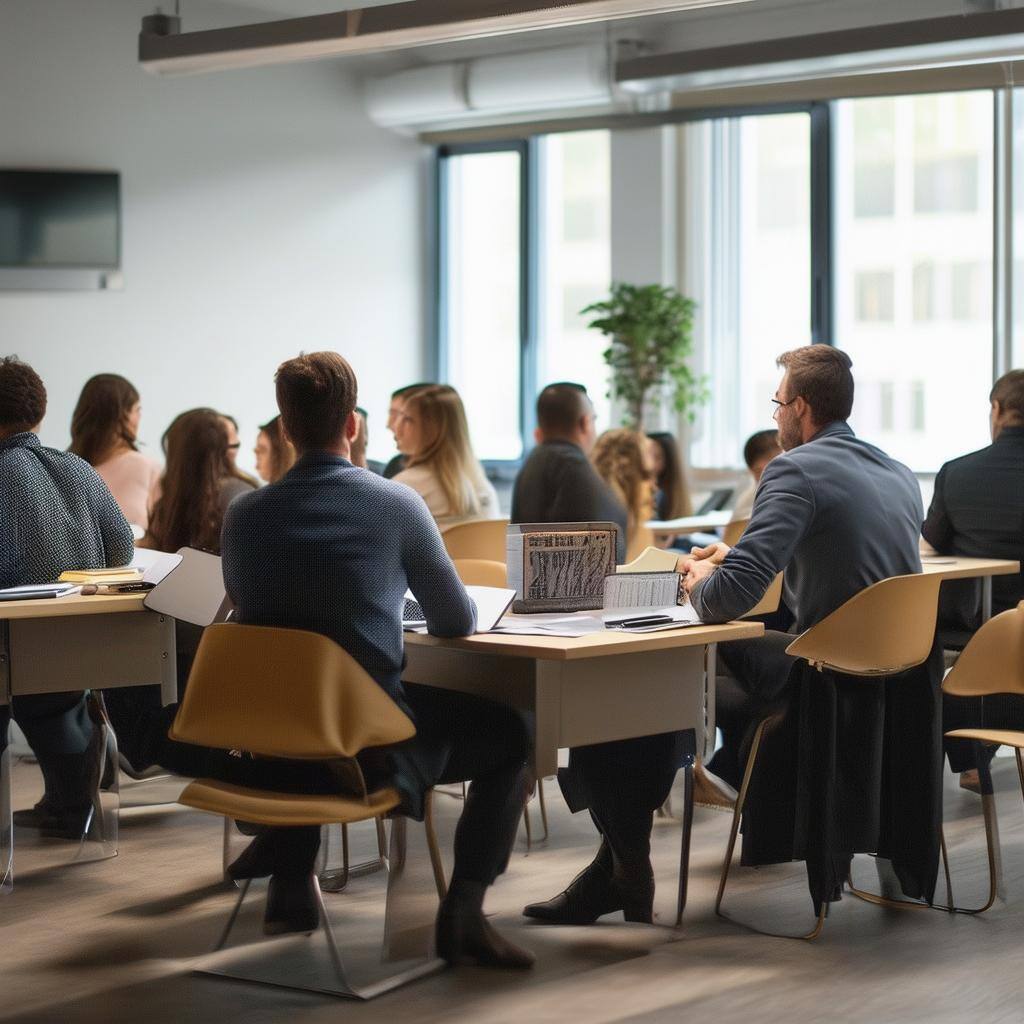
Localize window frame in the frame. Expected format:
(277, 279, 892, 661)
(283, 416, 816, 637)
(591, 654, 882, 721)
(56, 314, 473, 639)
(434, 139, 537, 473)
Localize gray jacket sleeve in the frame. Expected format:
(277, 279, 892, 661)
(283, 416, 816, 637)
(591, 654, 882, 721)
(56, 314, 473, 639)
(690, 456, 815, 623)
(400, 491, 477, 638)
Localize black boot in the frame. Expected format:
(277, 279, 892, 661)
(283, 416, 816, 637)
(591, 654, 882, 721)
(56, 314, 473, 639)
(227, 832, 276, 880)
(436, 880, 534, 969)
(523, 842, 653, 925)
(264, 873, 320, 936)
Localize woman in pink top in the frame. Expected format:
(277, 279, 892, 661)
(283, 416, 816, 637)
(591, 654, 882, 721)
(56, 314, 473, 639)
(69, 374, 161, 531)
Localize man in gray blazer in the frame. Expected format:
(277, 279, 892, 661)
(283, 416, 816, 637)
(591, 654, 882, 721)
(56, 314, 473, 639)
(682, 345, 923, 790)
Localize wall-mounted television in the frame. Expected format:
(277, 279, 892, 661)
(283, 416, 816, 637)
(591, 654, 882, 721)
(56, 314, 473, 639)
(0, 171, 121, 269)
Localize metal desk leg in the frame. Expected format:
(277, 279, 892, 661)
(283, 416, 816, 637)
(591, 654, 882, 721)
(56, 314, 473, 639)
(982, 577, 993, 624)
(1, 622, 11, 894)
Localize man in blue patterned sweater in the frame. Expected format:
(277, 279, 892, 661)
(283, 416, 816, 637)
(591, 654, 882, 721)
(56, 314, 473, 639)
(0, 356, 134, 838)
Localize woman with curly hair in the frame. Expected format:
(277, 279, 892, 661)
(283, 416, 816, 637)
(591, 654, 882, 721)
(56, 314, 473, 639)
(591, 428, 657, 560)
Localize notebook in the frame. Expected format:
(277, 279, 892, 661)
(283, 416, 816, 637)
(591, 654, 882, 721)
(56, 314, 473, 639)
(0, 582, 81, 602)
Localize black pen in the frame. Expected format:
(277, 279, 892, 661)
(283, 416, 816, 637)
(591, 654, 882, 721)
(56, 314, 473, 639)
(615, 614, 674, 628)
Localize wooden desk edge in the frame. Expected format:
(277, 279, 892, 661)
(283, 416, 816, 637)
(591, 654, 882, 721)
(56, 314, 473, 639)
(404, 620, 764, 660)
(0, 593, 149, 620)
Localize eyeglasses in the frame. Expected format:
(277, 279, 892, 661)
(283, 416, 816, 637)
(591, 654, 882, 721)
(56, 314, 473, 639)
(227, 442, 241, 450)
(771, 397, 796, 417)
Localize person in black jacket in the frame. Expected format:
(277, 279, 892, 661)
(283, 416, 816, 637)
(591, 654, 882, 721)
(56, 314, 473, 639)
(925, 369, 1024, 784)
(0, 357, 134, 838)
(512, 383, 688, 926)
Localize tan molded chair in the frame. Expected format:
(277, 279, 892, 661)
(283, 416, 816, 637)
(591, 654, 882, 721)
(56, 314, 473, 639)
(170, 623, 446, 1000)
(722, 517, 749, 548)
(442, 519, 509, 562)
(716, 571, 944, 939)
(941, 600, 1024, 915)
(453, 559, 507, 589)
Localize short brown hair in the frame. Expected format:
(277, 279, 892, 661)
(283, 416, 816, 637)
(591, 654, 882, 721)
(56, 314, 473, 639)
(536, 382, 590, 436)
(776, 344, 854, 424)
(275, 352, 358, 452)
(991, 369, 1024, 424)
(0, 356, 47, 433)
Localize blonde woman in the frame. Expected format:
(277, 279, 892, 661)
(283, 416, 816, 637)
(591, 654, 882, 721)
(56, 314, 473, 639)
(591, 428, 657, 560)
(393, 385, 499, 526)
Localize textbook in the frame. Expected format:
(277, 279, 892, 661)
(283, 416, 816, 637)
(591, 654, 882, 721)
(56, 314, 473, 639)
(59, 567, 144, 586)
(615, 546, 680, 574)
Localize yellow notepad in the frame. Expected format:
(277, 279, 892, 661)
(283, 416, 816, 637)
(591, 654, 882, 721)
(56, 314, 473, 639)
(58, 567, 144, 585)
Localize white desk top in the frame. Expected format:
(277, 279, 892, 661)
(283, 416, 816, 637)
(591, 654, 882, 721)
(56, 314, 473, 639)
(920, 557, 1019, 580)
(404, 619, 763, 661)
(646, 510, 732, 536)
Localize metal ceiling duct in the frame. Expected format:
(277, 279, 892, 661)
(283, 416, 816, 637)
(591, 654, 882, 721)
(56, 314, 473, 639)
(138, 0, 755, 76)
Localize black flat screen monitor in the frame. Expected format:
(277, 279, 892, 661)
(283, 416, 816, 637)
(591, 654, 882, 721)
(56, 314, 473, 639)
(0, 171, 120, 269)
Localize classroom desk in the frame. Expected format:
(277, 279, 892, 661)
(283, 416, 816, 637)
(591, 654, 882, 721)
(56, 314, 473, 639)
(646, 510, 733, 543)
(920, 556, 1020, 622)
(402, 620, 763, 778)
(0, 593, 176, 892)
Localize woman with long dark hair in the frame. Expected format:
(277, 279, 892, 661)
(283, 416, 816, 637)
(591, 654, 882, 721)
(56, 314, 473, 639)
(144, 408, 255, 554)
(69, 373, 161, 530)
(645, 431, 692, 522)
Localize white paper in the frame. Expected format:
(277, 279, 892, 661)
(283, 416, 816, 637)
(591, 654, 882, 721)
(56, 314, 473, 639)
(131, 548, 184, 586)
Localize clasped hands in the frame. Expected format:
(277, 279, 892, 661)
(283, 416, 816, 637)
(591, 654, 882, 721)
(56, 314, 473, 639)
(676, 541, 731, 598)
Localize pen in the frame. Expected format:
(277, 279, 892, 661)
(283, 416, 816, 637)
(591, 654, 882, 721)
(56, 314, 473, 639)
(615, 614, 673, 628)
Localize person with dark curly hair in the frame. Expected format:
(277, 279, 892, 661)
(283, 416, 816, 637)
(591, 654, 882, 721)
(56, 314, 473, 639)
(0, 356, 134, 839)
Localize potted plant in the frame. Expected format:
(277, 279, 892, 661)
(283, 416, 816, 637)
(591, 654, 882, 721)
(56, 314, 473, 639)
(583, 282, 705, 430)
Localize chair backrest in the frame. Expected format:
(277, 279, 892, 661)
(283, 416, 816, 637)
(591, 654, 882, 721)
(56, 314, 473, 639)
(442, 519, 509, 562)
(744, 573, 783, 619)
(143, 547, 229, 627)
(942, 601, 1024, 697)
(785, 572, 942, 676)
(626, 525, 655, 563)
(168, 624, 415, 759)
(722, 518, 749, 548)
(454, 558, 508, 588)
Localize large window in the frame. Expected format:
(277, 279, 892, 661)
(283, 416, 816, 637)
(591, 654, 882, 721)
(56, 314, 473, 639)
(833, 92, 994, 471)
(536, 131, 612, 429)
(440, 146, 524, 460)
(438, 133, 610, 461)
(687, 112, 812, 468)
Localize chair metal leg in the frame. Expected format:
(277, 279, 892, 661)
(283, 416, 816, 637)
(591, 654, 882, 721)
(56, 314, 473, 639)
(1, 742, 12, 895)
(75, 718, 119, 864)
(935, 743, 1001, 915)
(714, 718, 826, 939)
(200, 812, 445, 1000)
(521, 775, 549, 852)
(424, 791, 447, 900)
(675, 762, 694, 927)
(537, 777, 549, 840)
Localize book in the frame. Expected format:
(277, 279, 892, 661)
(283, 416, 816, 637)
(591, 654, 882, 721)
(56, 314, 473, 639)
(506, 522, 618, 613)
(616, 546, 680, 574)
(59, 567, 144, 585)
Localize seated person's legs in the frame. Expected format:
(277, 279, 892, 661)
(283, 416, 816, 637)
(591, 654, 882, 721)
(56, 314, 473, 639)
(943, 692, 1024, 788)
(708, 631, 797, 792)
(11, 691, 99, 837)
(524, 730, 687, 925)
(403, 684, 533, 968)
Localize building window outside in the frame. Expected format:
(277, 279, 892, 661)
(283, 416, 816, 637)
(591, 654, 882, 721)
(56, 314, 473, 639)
(686, 112, 812, 469)
(834, 91, 994, 471)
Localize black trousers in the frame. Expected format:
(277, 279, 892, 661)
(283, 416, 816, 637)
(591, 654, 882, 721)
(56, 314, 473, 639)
(0, 691, 95, 809)
(148, 684, 531, 882)
(708, 631, 798, 791)
(943, 693, 1024, 773)
(560, 730, 692, 880)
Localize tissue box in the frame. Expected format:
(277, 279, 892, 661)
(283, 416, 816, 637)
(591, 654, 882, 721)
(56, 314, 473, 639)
(506, 522, 619, 613)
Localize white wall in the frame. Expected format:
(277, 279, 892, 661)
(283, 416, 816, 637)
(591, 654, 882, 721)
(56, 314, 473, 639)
(0, 0, 429, 469)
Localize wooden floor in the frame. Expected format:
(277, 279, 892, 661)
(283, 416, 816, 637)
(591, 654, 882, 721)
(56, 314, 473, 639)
(3, 753, 1024, 1024)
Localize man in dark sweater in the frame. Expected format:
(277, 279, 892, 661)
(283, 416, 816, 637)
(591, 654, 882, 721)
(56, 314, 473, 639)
(511, 383, 687, 926)
(511, 382, 628, 561)
(0, 357, 134, 838)
(149, 353, 532, 968)
(925, 369, 1024, 783)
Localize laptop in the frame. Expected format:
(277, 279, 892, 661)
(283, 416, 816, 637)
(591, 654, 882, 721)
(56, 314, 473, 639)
(403, 585, 516, 633)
